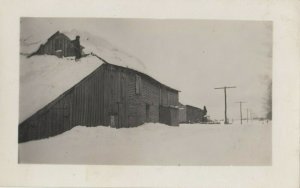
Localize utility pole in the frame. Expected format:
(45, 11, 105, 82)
(249, 110, 253, 122)
(247, 108, 249, 123)
(236, 101, 246, 125)
(214, 86, 236, 124)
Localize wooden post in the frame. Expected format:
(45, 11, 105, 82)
(236, 101, 246, 125)
(240, 102, 242, 124)
(215, 86, 236, 124)
(224, 88, 227, 124)
(247, 108, 249, 123)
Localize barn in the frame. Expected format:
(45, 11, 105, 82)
(29, 31, 84, 59)
(19, 31, 180, 143)
(179, 104, 207, 123)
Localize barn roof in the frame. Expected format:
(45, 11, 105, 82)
(21, 29, 179, 89)
(92, 53, 179, 92)
(186, 105, 204, 111)
(20, 30, 180, 122)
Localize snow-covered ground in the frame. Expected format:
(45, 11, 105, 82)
(19, 121, 271, 165)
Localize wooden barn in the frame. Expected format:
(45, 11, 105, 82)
(19, 52, 180, 143)
(179, 104, 207, 123)
(29, 31, 84, 59)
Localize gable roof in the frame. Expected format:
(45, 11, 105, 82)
(19, 53, 178, 124)
(92, 53, 179, 92)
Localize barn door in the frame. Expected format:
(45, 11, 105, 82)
(110, 115, 118, 128)
(146, 104, 150, 122)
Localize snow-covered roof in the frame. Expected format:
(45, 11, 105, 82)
(21, 29, 180, 89)
(21, 29, 147, 74)
(20, 29, 180, 122)
(65, 30, 148, 74)
(19, 55, 104, 123)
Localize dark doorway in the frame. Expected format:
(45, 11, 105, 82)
(146, 104, 150, 122)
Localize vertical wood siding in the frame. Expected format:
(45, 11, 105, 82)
(19, 63, 180, 143)
(178, 107, 187, 123)
(36, 34, 76, 57)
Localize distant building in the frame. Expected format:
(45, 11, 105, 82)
(29, 31, 84, 59)
(179, 104, 207, 123)
(19, 33, 180, 143)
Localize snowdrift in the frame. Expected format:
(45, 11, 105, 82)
(64, 29, 147, 74)
(19, 55, 104, 123)
(18, 122, 272, 165)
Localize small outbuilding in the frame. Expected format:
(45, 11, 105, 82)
(29, 31, 84, 59)
(179, 104, 207, 123)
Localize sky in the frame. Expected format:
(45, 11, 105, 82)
(20, 18, 272, 120)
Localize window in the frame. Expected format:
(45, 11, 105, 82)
(135, 74, 142, 94)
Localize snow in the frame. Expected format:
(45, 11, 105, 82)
(20, 29, 147, 75)
(20, 29, 179, 122)
(64, 29, 147, 74)
(18, 121, 272, 165)
(20, 28, 179, 90)
(19, 55, 104, 123)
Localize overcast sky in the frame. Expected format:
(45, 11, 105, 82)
(21, 18, 272, 120)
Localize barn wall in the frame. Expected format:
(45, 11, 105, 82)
(160, 86, 179, 107)
(69, 65, 106, 127)
(19, 92, 72, 142)
(159, 105, 179, 126)
(91, 64, 179, 127)
(19, 62, 180, 143)
(119, 66, 161, 127)
(178, 106, 187, 123)
(19, 65, 106, 143)
(102, 64, 126, 128)
(169, 107, 179, 126)
(37, 34, 76, 57)
(126, 70, 144, 127)
(141, 74, 160, 123)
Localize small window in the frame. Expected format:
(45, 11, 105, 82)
(135, 74, 142, 94)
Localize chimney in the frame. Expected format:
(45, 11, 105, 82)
(74, 35, 81, 59)
(76, 35, 80, 42)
